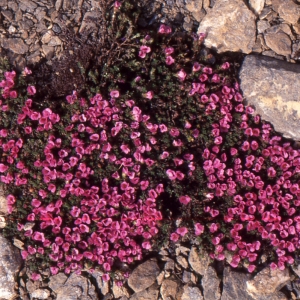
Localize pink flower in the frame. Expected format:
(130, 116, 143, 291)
(209, 223, 219, 233)
(158, 24, 172, 34)
(145, 91, 154, 99)
(179, 195, 191, 205)
(248, 265, 256, 273)
(32, 232, 45, 242)
(0, 164, 8, 172)
(102, 274, 110, 282)
(194, 223, 204, 236)
(160, 151, 169, 159)
(27, 86, 36, 95)
(142, 241, 152, 249)
(211, 74, 220, 83)
(164, 47, 174, 55)
(170, 233, 179, 242)
(176, 227, 188, 237)
(166, 169, 177, 180)
(221, 62, 230, 70)
(166, 56, 175, 65)
(140, 180, 149, 190)
(192, 62, 201, 72)
(31, 273, 41, 281)
(214, 136, 223, 145)
(110, 90, 119, 98)
(159, 124, 168, 132)
(177, 69, 187, 81)
(139, 45, 151, 58)
(176, 171, 185, 180)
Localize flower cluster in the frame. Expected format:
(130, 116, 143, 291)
(1, 0, 300, 283)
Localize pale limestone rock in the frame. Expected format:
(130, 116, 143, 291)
(246, 266, 290, 298)
(257, 20, 270, 34)
(31, 288, 51, 299)
(176, 256, 188, 269)
(202, 266, 221, 300)
(112, 281, 130, 299)
(160, 279, 178, 300)
(181, 285, 203, 300)
(1, 38, 29, 54)
(91, 270, 110, 295)
(264, 31, 291, 56)
(249, 0, 265, 15)
(128, 259, 160, 293)
(197, 0, 256, 54)
(188, 246, 211, 276)
(0, 235, 22, 300)
(221, 267, 253, 300)
(277, 0, 300, 24)
(239, 54, 300, 140)
(130, 284, 159, 300)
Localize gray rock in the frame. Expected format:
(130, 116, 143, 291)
(48, 272, 68, 293)
(239, 54, 300, 140)
(0, 235, 22, 300)
(128, 259, 160, 293)
(1, 38, 29, 54)
(221, 267, 253, 300)
(197, 0, 256, 54)
(202, 266, 221, 300)
(91, 270, 110, 296)
(246, 266, 290, 298)
(130, 284, 159, 300)
(277, 0, 300, 24)
(264, 29, 292, 56)
(180, 285, 203, 300)
(18, 0, 38, 12)
(30, 288, 51, 299)
(160, 278, 179, 300)
(188, 247, 211, 276)
(257, 20, 271, 34)
(249, 0, 264, 15)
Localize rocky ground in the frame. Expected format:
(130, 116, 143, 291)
(1, 0, 300, 299)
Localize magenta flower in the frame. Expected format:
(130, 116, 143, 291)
(164, 47, 174, 55)
(142, 241, 152, 249)
(166, 56, 175, 65)
(158, 24, 172, 34)
(177, 69, 187, 81)
(31, 273, 41, 281)
(194, 223, 204, 236)
(0, 164, 8, 173)
(170, 233, 179, 242)
(102, 274, 110, 282)
(27, 86, 36, 95)
(179, 195, 191, 205)
(176, 227, 188, 237)
(145, 91, 154, 99)
(110, 90, 119, 98)
(166, 169, 177, 180)
(192, 62, 201, 72)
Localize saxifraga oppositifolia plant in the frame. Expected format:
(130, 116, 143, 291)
(0, 0, 300, 283)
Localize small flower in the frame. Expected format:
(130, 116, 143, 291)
(166, 56, 175, 65)
(192, 62, 201, 72)
(27, 86, 36, 95)
(109, 90, 120, 98)
(176, 227, 188, 237)
(158, 24, 172, 34)
(170, 233, 179, 242)
(177, 69, 186, 81)
(179, 195, 191, 205)
(31, 273, 41, 281)
(194, 223, 204, 236)
(164, 47, 174, 55)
